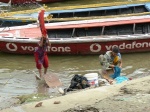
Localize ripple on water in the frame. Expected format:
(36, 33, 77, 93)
(0, 70, 37, 98)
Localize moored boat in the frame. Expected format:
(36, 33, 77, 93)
(0, 0, 36, 4)
(0, 15, 150, 55)
(0, 2, 150, 26)
(36, 0, 63, 3)
(0, 0, 63, 4)
(0, 2, 10, 6)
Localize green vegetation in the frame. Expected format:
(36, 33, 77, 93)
(17, 93, 49, 104)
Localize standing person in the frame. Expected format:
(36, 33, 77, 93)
(34, 35, 51, 79)
(99, 46, 122, 83)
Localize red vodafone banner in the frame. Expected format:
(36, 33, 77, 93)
(38, 9, 47, 38)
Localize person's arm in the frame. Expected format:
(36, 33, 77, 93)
(118, 59, 122, 68)
(110, 59, 122, 68)
(118, 53, 122, 68)
(46, 37, 51, 47)
(38, 38, 44, 47)
(44, 34, 51, 47)
(109, 64, 115, 68)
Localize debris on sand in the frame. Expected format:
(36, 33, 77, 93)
(62, 106, 99, 112)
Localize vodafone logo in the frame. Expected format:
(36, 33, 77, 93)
(5, 43, 71, 53)
(90, 41, 150, 53)
(6, 43, 17, 51)
(90, 43, 101, 52)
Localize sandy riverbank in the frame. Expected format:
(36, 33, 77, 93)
(1, 74, 150, 112)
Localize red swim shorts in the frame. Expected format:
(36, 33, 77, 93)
(34, 52, 49, 69)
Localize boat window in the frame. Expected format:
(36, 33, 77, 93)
(51, 13, 59, 18)
(58, 13, 73, 18)
(104, 26, 118, 35)
(135, 23, 150, 34)
(90, 10, 103, 16)
(47, 29, 72, 38)
(47, 22, 150, 38)
(134, 6, 148, 13)
(71, 27, 102, 37)
(103, 9, 118, 16)
(120, 8, 132, 14)
(86, 27, 101, 36)
(74, 12, 89, 17)
(73, 28, 86, 37)
(49, 5, 148, 19)
(119, 25, 134, 35)
(103, 25, 134, 35)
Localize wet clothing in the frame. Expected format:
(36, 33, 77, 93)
(110, 66, 121, 79)
(66, 74, 90, 92)
(34, 44, 49, 69)
(115, 76, 129, 84)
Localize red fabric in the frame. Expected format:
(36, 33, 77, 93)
(34, 52, 49, 69)
(38, 9, 47, 37)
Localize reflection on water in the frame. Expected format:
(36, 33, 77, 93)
(0, 52, 150, 108)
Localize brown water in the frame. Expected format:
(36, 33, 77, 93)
(0, 52, 150, 101)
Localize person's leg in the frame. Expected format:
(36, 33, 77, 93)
(99, 54, 107, 77)
(99, 62, 110, 79)
(43, 54, 49, 75)
(44, 68, 47, 75)
(100, 68, 115, 84)
(38, 69, 42, 78)
(34, 52, 42, 78)
(110, 66, 121, 79)
(99, 54, 104, 65)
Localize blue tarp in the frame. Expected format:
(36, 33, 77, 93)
(115, 76, 129, 84)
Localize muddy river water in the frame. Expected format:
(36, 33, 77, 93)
(0, 52, 150, 106)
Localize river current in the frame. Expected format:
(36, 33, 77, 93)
(0, 52, 150, 103)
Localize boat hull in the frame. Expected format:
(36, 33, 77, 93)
(0, 0, 63, 4)
(1, 15, 150, 55)
(1, 36, 150, 55)
(0, 0, 36, 4)
(36, 0, 63, 3)
(0, 2, 149, 26)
